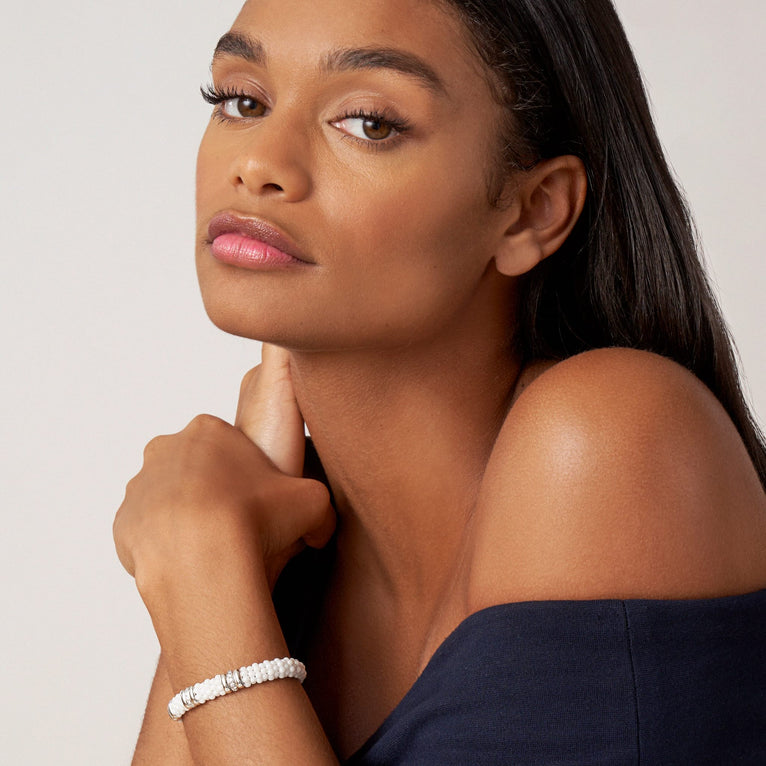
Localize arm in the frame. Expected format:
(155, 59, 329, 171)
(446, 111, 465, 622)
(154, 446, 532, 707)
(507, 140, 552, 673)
(116, 345, 338, 765)
(133, 655, 194, 765)
(145, 532, 337, 766)
(132, 571, 336, 766)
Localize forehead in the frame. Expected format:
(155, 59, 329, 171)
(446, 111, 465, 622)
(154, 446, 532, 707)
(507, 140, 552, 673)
(228, 0, 484, 92)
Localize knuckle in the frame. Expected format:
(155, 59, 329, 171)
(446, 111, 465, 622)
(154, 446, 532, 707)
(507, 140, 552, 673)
(187, 413, 224, 434)
(113, 482, 135, 535)
(123, 474, 140, 498)
(112, 509, 122, 541)
(240, 366, 261, 397)
(303, 478, 332, 512)
(142, 434, 166, 459)
(112, 508, 132, 571)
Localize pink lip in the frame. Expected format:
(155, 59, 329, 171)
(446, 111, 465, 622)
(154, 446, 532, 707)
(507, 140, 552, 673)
(207, 213, 312, 269)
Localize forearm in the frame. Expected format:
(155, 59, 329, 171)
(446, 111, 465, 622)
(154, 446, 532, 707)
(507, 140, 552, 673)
(133, 655, 195, 765)
(146, 556, 338, 766)
(117, 351, 338, 765)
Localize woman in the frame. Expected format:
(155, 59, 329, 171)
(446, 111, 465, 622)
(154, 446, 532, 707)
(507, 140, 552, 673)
(114, 0, 766, 763)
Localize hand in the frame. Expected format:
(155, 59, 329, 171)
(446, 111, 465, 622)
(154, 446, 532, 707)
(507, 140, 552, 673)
(113, 344, 336, 613)
(119, 345, 340, 766)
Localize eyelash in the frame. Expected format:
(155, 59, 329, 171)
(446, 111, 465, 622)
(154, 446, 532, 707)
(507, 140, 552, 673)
(200, 84, 411, 149)
(336, 108, 411, 149)
(200, 84, 259, 124)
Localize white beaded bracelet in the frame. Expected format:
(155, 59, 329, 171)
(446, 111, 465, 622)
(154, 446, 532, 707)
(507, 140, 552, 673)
(167, 657, 307, 720)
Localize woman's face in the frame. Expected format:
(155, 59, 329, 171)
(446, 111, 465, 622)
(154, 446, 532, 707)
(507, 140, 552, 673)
(196, 0, 514, 350)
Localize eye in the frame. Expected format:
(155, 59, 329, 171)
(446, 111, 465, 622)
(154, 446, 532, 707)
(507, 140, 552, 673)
(336, 115, 395, 141)
(331, 110, 409, 144)
(200, 85, 268, 121)
(221, 96, 267, 120)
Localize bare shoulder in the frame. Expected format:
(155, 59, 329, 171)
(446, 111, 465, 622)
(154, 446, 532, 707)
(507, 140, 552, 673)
(466, 348, 766, 610)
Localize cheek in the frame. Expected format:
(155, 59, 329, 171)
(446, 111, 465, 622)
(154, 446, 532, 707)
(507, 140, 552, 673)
(193, 122, 503, 349)
(316, 160, 497, 335)
(196, 129, 223, 220)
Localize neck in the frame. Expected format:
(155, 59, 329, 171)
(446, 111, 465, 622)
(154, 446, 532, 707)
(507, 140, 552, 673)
(288, 303, 521, 610)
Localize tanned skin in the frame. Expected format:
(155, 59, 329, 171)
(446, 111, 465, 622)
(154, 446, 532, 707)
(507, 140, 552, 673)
(114, 0, 766, 762)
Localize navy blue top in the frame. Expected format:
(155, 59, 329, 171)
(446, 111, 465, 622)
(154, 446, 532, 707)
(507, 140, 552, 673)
(344, 590, 766, 765)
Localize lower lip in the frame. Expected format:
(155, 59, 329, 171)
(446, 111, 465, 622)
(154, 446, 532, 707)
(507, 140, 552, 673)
(210, 233, 306, 269)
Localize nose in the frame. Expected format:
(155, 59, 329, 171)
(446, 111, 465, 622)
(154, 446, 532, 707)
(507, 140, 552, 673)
(228, 113, 312, 202)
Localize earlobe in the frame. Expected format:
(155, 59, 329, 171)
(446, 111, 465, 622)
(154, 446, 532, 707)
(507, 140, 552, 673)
(494, 230, 546, 277)
(494, 156, 587, 277)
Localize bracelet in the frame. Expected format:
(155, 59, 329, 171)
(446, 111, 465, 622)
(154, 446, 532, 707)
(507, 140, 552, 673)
(167, 657, 307, 720)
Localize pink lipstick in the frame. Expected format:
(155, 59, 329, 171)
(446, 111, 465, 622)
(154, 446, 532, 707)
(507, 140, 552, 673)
(207, 212, 312, 269)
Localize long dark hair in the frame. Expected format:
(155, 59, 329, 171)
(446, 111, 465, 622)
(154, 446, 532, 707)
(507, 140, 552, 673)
(446, 0, 766, 487)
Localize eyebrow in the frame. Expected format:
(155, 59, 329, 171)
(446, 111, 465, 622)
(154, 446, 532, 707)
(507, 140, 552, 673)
(212, 32, 446, 95)
(321, 47, 446, 94)
(213, 32, 265, 65)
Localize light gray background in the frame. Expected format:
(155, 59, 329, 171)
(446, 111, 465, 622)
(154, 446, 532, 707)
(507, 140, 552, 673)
(1, 1, 763, 763)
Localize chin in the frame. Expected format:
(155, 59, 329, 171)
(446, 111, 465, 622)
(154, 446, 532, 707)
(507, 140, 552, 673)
(198, 294, 316, 348)
(201, 298, 414, 353)
(199, 294, 278, 342)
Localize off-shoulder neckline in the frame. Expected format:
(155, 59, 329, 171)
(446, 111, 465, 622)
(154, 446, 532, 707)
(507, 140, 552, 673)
(346, 587, 766, 762)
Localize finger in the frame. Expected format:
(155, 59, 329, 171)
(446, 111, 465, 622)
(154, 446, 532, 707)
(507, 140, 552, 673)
(302, 500, 337, 550)
(235, 343, 305, 476)
(279, 478, 337, 550)
(113, 503, 135, 577)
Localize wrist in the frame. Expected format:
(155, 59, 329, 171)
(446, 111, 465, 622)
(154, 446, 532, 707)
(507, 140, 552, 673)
(167, 657, 307, 720)
(141, 550, 288, 678)
(133, 506, 265, 608)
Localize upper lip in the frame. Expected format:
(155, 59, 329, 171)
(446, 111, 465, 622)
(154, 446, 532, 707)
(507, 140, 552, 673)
(207, 212, 313, 263)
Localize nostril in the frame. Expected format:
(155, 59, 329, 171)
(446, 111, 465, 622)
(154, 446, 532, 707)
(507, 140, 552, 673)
(235, 176, 284, 193)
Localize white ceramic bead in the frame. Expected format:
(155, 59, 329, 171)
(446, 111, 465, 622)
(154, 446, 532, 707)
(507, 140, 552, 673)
(167, 658, 306, 721)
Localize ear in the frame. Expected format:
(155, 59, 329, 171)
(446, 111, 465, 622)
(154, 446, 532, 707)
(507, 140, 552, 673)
(493, 156, 587, 277)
